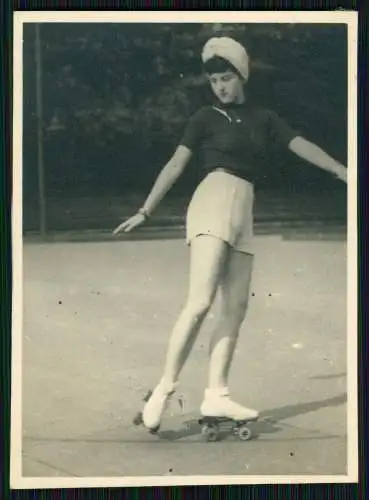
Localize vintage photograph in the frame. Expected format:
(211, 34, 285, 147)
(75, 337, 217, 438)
(11, 11, 358, 488)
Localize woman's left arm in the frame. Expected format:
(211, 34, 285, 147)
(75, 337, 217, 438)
(288, 136, 347, 183)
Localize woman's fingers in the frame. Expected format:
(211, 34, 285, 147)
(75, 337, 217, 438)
(113, 214, 144, 235)
(112, 222, 126, 235)
(113, 219, 131, 234)
(124, 221, 136, 232)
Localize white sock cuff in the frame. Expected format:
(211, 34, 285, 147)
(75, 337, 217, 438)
(205, 386, 230, 398)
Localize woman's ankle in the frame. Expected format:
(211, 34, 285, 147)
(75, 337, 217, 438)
(157, 377, 178, 394)
(204, 386, 230, 399)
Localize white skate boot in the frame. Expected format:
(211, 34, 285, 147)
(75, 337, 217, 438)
(199, 387, 259, 441)
(141, 378, 177, 433)
(200, 387, 259, 421)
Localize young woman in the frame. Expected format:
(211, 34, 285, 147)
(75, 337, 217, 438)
(113, 37, 347, 432)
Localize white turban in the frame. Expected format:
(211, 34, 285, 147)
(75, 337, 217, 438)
(201, 37, 249, 81)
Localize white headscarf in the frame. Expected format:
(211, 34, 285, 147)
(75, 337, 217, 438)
(201, 36, 249, 81)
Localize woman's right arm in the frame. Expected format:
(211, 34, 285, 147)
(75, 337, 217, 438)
(113, 145, 192, 234)
(140, 145, 192, 216)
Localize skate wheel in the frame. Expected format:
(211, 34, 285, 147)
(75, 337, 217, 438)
(237, 425, 252, 441)
(201, 423, 219, 442)
(149, 425, 160, 435)
(133, 412, 143, 426)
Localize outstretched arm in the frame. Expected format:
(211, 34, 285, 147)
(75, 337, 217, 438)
(113, 145, 192, 234)
(288, 136, 347, 183)
(140, 145, 192, 215)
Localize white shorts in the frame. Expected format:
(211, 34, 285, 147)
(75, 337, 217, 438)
(186, 170, 255, 254)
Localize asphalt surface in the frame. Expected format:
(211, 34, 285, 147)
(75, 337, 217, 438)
(18, 230, 352, 484)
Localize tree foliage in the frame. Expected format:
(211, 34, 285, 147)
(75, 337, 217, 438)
(23, 22, 347, 198)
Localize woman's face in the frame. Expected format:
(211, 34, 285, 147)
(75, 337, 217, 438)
(207, 70, 245, 104)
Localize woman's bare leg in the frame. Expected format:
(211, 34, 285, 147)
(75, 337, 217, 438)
(200, 248, 258, 420)
(208, 249, 253, 389)
(142, 235, 228, 429)
(161, 235, 229, 383)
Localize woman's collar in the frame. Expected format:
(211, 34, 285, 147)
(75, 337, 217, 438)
(214, 96, 249, 110)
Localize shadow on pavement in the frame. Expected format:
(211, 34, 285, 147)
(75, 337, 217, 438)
(23, 393, 347, 446)
(151, 393, 347, 442)
(309, 372, 346, 380)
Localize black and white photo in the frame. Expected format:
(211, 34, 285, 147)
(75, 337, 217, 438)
(11, 11, 358, 489)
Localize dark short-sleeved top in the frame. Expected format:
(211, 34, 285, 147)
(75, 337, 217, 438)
(179, 101, 298, 184)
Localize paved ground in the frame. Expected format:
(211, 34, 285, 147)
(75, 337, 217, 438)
(20, 229, 348, 480)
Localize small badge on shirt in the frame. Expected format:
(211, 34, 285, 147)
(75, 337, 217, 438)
(212, 106, 242, 124)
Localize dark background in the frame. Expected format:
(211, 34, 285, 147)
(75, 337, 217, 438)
(22, 22, 348, 233)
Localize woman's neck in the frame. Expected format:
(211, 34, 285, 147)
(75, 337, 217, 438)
(217, 96, 247, 109)
(235, 91, 246, 104)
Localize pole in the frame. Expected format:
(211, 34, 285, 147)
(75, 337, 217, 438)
(35, 23, 46, 236)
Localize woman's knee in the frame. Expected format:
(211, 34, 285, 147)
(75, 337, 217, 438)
(185, 295, 214, 321)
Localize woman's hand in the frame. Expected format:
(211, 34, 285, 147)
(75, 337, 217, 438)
(333, 164, 348, 184)
(113, 212, 147, 235)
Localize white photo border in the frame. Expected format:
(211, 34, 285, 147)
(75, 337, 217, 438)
(11, 10, 358, 489)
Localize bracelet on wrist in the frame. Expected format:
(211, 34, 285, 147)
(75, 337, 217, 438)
(138, 208, 150, 220)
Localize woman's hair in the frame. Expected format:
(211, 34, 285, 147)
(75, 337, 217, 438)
(203, 55, 242, 78)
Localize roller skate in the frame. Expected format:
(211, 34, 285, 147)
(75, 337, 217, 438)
(198, 387, 259, 442)
(132, 379, 177, 434)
